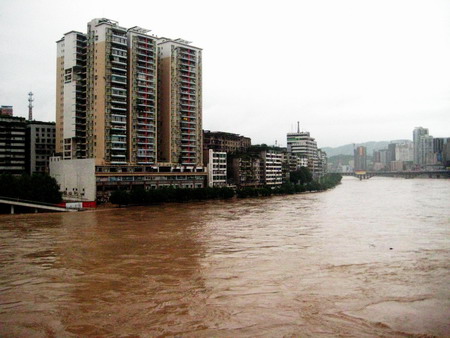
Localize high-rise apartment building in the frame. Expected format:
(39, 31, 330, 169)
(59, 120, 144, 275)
(54, 19, 206, 201)
(419, 135, 435, 165)
(56, 19, 199, 167)
(127, 27, 158, 165)
(56, 31, 87, 160)
(413, 127, 429, 165)
(354, 146, 367, 171)
(158, 38, 202, 166)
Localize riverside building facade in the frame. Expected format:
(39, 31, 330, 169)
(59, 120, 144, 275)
(53, 18, 206, 201)
(286, 125, 324, 177)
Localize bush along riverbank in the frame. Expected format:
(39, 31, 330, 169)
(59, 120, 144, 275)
(109, 174, 342, 206)
(236, 173, 342, 198)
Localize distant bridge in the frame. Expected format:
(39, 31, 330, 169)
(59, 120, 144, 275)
(0, 196, 78, 214)
(334, 170, 450, 180)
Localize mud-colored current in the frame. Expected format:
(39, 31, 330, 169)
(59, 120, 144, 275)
(1, 177, 449, 336)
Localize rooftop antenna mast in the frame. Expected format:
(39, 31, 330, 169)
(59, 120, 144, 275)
(297, 121, 300, 133)
(28, 92, 34, 121)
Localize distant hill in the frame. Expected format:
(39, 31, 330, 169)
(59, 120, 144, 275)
(322, 140, 411, 157)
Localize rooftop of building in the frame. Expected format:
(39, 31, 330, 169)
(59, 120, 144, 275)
(203, 130, 250, 139)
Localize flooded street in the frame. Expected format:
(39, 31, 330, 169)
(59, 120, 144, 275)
(1, 177, 449, 336)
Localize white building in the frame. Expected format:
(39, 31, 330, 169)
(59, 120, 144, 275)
(261, 151, 283, 186)
(287, 126, 321, 176)
(395, 141, 414, 162)
(49, 157, 96, 201)
(206, 149, 227, 187)
(413, 127, 429, 165)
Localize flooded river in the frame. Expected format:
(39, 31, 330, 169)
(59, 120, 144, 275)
(1, 177, 449, 336)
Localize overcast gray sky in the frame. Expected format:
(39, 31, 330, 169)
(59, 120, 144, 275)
(1, 0, 449, 148)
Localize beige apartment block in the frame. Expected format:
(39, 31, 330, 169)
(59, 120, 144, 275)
(56, 31, 87, 159)
(127, 27, 158, 165)
(56, 19, 201, 169)
(157, 38, 203, 167)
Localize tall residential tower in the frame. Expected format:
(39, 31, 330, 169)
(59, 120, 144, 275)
(56, 19, 200, 167)
(157, 38, 202, 166)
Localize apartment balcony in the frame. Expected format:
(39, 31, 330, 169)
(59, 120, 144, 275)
(111, 140, 126, 145)
(180, 99, 196, 106)
(179, 53, 195, 61)
(137, 55, 155, 63)
(111, 81, 127, 88)
(180, 77, 196, 84)
(180, 72, 196, 80)
(137, 42, 154, 49)
(111, 89, 127, 97)
(180, 90, 196, 95)
(137, 90, 155, 97)
(111, 64, 127, 72)
(111, 106, 127, 113)
(111, 146, 126, 151)
(111, 124, 126, 130)
(137, 141, 155, 146)
(111, 57, 127, 66)
(137, 124, 155, 130)
(111, 119, 126, 125)
(181, 131, 196, 137)
(180, 94, 196, 100)
(138, 134, 155, 140)
(137, 115, 155, 122)
(179, 59, 197, 67)
(136, 64, 153, 71)
(137, 154, 155, 158)
(180, 107, 196, 114)
(136, 50, 154, 57)
(111, 35, 127, 46)
(181, 113, 196, 120)
(111, 97, 126, 104)
(180, 84, 196, 91)
(179, 66, 196, 72)
(181, 121, 196, 128)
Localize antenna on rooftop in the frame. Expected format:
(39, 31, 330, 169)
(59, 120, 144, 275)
(297, 121, 300, 133)
(28, 92, 34, 121)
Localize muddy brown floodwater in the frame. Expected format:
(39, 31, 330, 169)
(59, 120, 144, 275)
(0, 177, 449, 337)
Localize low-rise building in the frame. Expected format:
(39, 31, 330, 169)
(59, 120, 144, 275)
(203, 130, 251, 154)
(205, 149, 227, 187)
(50, 157, 207, 202)
(260, 151, 282, 186)
(231, 155, 261, 187)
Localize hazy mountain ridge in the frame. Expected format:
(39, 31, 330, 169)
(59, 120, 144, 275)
(322, 140, 411, 157)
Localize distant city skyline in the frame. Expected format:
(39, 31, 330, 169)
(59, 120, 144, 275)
(0, 0, 449, 148)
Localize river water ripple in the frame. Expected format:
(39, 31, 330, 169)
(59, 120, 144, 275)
(0, 177, 449, 336)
